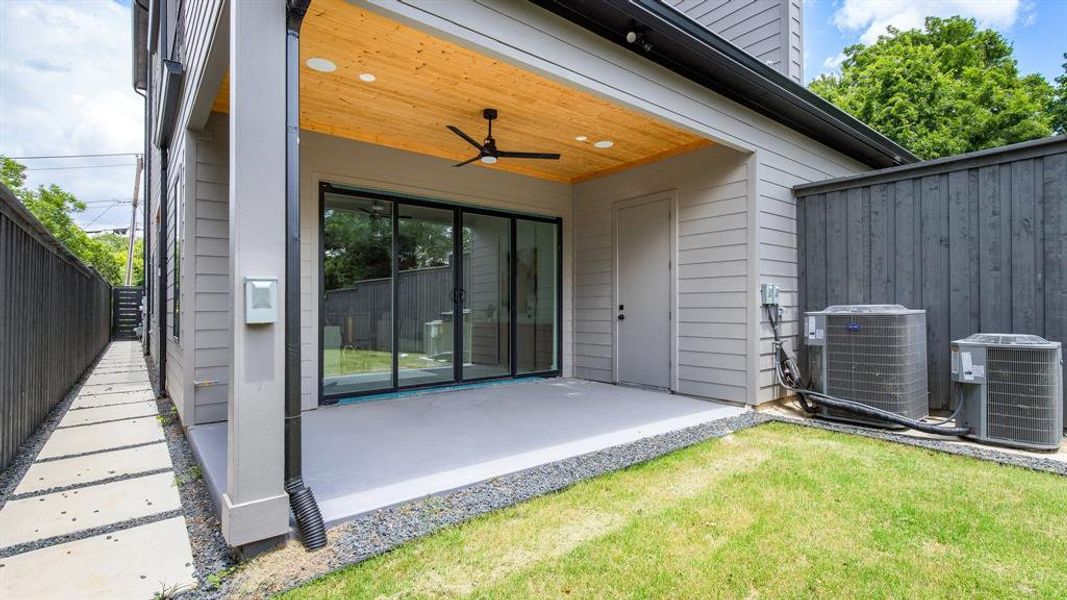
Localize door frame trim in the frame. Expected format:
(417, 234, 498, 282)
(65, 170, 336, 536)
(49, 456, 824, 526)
(611, 190, 677, 390)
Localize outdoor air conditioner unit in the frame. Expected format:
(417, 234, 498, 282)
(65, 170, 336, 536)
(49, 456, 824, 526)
(951, 334, 1063, 451)
(805, 305, 928, 428)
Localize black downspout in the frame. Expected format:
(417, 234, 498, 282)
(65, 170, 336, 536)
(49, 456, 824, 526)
(158, 145, 168, 395)
(284, 0, 326, 550)
(156, 0, 169, 393)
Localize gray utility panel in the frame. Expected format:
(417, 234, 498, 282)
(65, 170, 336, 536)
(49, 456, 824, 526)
(806, 305, 928, 427)
(952, 334, 1063, 450)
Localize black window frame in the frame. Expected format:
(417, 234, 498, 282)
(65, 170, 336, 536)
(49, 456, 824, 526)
(318, 182, 563, 404)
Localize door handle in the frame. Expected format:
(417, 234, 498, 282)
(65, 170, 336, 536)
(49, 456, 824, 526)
(618, 314, 625, 321)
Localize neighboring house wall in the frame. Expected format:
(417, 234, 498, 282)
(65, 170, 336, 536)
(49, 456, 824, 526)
(299, 130, 574, 410)
(573, 145, 751, 402)
(796, 138, 1067, 411)
(668, 0, 803, 83)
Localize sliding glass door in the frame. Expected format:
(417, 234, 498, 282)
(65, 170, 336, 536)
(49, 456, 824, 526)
(320, 184, 561, 403)
(396, 204, 458, 387)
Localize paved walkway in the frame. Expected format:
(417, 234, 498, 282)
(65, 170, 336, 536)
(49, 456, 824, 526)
(0, 341, 196, 599)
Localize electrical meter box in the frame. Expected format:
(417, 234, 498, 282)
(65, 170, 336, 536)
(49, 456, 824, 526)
(244, 277, 278, 324)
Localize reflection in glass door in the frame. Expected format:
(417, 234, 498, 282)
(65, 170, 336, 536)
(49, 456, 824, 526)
(516, 219, 558, 374)
(321, 193, 394, 396)
(320, 185, 561, 402)
(463, 213, 511, 380)
(397, 204, 458, 387)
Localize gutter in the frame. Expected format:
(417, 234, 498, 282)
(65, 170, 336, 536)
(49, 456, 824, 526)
(284, 0, 327, 551)
(529, 0, 918, 169)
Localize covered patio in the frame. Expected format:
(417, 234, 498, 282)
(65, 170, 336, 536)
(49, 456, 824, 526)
(188, 379, 745, 527)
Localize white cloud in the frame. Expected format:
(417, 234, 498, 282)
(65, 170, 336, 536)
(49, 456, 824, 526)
(0, 0, 143, 230)
(822, 52, 847, 71)
(833, 0, 1029, 45)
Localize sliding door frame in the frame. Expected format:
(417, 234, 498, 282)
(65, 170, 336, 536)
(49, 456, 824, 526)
(318, 182, 562, 405)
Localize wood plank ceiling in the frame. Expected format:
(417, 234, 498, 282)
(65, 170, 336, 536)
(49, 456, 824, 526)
(212, 0, 710, 183)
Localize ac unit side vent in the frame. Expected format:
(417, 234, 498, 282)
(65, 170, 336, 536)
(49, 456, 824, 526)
(986, 347, 1062, 446)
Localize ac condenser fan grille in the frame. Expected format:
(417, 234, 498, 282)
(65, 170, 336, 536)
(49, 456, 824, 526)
(986, 347, 1062, 446)
(824, 314, 928, 420)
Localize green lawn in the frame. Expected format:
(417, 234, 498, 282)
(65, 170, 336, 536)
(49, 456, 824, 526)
(322, 348, 441, 377)
(283, 423, 1067, 599)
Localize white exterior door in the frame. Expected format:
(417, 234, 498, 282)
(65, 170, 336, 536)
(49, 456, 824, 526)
(616, 197, 671, 388)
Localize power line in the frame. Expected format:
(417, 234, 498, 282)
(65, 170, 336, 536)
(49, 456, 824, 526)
(24, 163, 137, 172)
(5, 152, 141, 160)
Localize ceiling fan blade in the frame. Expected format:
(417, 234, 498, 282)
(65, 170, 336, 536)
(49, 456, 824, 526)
(497, 151, 561, 160)
(453, 155, 482, 167)
(446, 126, 484, 151)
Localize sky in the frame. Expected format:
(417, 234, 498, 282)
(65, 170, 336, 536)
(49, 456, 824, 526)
(805, 0, 1066, 83)
(0, 1, 1064, 231)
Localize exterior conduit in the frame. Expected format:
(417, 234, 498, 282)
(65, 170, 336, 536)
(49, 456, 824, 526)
(284, 0, 326, 551)
(766, 305, 970, 437)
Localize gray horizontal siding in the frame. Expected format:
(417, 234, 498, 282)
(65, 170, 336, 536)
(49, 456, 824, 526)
(190, 113, 229, 424)
(668, 0, 803, 83)
(573, 144, 751, 403)
(797, 140, 1067, 410)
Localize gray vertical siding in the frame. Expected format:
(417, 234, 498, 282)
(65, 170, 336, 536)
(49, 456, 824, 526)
(0, 184, 111, 470)
(796, 137, 1067, 410)
(668, 0, 803, 83)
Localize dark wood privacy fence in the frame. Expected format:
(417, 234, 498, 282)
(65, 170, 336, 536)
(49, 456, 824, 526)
(111, 286, 143, 341)
(795, 136, 1067, 410)
(0, 184, 111, 470)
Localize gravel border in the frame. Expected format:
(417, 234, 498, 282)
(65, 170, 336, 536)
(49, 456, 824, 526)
(762, 412, 1067, 476)
(143, 354, 237, 598)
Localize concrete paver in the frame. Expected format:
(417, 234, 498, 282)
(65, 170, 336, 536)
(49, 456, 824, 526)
(14, 443, 173, 495)
(0, 341, 198, 597)
(71, 389, 156, 409)
(78, 381, 154, 396)
(0, 517, 196, 599)
(0, 472, 181, 548)
(37, 418, 164, 460)
(84, 371, 151, 386)
(60, 401, 158, 427)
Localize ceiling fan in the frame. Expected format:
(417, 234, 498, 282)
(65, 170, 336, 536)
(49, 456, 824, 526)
(447, 108, 561, 167)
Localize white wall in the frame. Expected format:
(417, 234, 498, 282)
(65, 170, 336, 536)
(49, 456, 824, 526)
(299, 131, 573, 409)
(573, 144, 752, 402)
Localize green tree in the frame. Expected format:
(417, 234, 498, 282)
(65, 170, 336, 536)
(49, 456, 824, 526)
(1051, 53, 1067, 135)
(1, 155, 131, 285)
(810, 16, 1056, 159)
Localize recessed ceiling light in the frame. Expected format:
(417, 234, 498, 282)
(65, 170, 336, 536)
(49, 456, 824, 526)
(480, 155, 498, 165)
(305, 57, 336, 73)
(575, 135, 588, 142)
(594, 140, 614, 149)
(358, 73, 376, 83)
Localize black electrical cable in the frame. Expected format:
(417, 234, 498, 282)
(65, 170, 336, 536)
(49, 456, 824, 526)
(765, 304, 969, 436)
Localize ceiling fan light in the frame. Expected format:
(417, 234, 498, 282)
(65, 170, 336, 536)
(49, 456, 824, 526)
(480, 155, 498, 164)
(359, 73, 376, 82)
(575, 135, 588, 142)
(594, 140, 614, 149)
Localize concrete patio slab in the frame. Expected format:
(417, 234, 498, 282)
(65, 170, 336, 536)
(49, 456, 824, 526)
(77, 381, 154, 396)
(190, 378, 745, 526)
(84, 371, 151, 386)
(58, 401, 158, 427)
(0, 517, 196, 599)
(36, 417, 163, 460)
(0, 472, 181, 548)
(14, 443, 173, 495)
(91, 365, 146, 374)
(71, 389, 157, 409)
